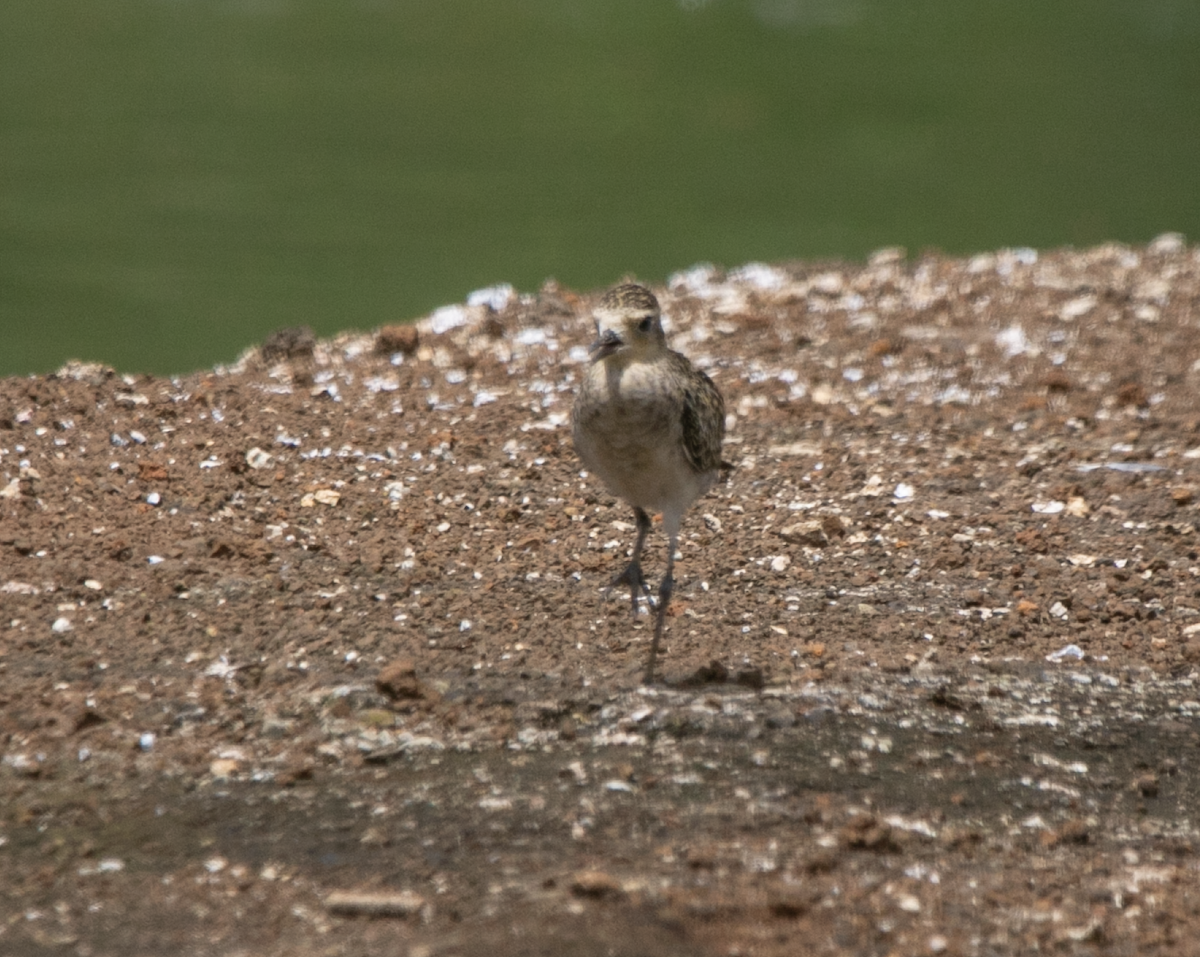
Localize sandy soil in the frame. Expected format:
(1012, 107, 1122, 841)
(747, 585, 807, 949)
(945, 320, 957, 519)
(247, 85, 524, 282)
(3, 235, 1200, 956)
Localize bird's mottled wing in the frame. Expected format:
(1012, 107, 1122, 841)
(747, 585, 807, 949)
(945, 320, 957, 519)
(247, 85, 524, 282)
(674, 353, 725, 474)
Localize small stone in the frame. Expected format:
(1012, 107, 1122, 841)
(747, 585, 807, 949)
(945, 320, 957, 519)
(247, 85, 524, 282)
(684, 845, 718, 869)
(811, 272, 845, 295)
(136, 462, 168, 484)
(1115, 381, 1149, 408)
(1058, 295, 1097, 321)
(869, 246, 906, 266)
(325, 889, 426, 917)
(1132, 773, 1159, 798)
(803, 848, 840, 873)
(1055, 819, 1090, 845)
(210, 758, 240, 779)
(260, 326, 315, 362)
(375, 324, 420, 356)
(777, 521, 828, 547)
(52, 617, 73, 634)
(821, 515, 848, 539)
(568, 870, 625, 899)
(1065, 496, 1090, 517)
(359, 826, 390, 847)
(359, 708, 396, 728)
(767, 888, 810, 918)
(1171, 487, 1194, 505)
(276, 758, 315, 787)
(840, 814, 900, 852)
(376, 659, 424, 700)
(1063, 919, 1106, 944)
(4, 753, 41, 777)
(1148, 232, 1185, 254)
(560, 760, 588, 785)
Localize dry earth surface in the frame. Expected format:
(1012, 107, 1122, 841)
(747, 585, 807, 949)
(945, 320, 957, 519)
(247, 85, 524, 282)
(5, 236, 1200, 956)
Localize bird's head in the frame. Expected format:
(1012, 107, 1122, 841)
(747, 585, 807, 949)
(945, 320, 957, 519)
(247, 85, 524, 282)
(588, 283, 666, 361)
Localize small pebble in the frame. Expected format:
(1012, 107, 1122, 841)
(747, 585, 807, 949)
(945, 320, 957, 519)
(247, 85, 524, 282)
(325, 890, 426, 918)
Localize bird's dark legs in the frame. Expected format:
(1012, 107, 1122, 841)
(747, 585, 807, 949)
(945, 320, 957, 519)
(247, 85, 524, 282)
(643, 534, 677, 684)
(606, 507, 654, 615)
(604, 510, 677, 683)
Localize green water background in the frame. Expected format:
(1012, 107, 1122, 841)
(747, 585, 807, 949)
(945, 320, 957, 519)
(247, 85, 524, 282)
(2, 0, 1198, 376)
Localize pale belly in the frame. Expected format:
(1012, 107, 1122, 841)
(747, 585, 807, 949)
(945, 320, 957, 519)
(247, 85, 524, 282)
(573, 396, 711, 514)
(583, 438, 691, 512)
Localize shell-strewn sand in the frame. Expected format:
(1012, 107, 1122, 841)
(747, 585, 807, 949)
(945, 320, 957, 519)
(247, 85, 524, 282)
(3, 236, 1200, 955)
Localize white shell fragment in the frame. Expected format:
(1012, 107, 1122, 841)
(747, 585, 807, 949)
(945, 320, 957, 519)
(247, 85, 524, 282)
(246, 447, 274, 469)
(1031, 500, 1064, 514)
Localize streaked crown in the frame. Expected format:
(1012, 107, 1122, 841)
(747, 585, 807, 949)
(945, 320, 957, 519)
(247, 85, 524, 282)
(598, 283, 660, 316)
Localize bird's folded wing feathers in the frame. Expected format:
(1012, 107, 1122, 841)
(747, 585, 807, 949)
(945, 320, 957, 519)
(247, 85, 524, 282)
(678, 361, 726, 475)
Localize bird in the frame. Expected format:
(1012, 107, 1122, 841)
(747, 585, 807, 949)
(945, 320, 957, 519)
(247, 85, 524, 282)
(572, 283, 726, 684)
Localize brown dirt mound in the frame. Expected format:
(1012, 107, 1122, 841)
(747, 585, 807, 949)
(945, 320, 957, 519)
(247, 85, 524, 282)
(3, 237, 1200, 955)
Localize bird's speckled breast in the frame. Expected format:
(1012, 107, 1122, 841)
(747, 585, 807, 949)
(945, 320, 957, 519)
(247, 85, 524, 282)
(572, 356, 704, 512)
(574, 358, 682, 450)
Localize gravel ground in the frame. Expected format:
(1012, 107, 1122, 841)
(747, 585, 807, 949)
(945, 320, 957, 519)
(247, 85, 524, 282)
(3, 235, 1200, 955)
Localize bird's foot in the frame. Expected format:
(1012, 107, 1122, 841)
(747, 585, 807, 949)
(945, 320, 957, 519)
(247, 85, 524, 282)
(605, 559, 655, 616)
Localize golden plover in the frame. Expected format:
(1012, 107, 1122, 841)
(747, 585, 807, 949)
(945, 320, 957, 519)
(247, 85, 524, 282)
(572, 283, 726, 683)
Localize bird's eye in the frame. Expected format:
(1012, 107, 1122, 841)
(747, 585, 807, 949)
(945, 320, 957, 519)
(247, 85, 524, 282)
(637, 317, 654, 334)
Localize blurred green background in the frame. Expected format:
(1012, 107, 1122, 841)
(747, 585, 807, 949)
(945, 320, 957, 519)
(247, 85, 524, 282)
(2, 0, 1198, 376)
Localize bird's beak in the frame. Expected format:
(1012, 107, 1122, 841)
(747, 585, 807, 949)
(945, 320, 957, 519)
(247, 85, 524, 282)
(588, 329, 623, 360)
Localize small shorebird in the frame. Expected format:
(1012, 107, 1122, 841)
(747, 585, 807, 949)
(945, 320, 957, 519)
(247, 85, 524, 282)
(572, 283, 726, 683)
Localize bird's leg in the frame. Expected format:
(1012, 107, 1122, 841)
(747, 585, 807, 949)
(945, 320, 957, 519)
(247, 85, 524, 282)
(607, 507, 654, 614)
(643, 532, 677, 684)
(606, 507, 655, 615)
